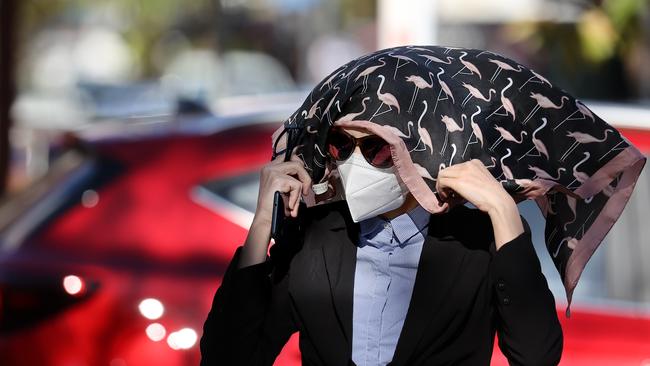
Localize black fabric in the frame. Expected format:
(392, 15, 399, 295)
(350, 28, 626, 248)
(200, 202, 563, 365)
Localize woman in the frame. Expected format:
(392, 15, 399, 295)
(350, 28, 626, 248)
(199, 122, 563, 365)
(200, 45, 645, 365)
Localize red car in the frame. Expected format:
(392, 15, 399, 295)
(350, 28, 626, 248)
(0, 101, 649, 365)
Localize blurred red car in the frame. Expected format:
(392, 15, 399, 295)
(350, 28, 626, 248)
(0, 100, 649, 365)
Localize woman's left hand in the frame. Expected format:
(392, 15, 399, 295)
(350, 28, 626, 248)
(435, 159, 512, 214)
(436, 159, 524, 250)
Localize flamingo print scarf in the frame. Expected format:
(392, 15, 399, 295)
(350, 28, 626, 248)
(271, 45, 646, 316)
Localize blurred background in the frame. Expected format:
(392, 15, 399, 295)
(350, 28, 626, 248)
(0, 0, 649, 365)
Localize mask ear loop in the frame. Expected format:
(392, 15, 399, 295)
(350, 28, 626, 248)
(271, 127, 289, 161)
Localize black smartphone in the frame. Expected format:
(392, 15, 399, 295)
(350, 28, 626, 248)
(271, 191, 286, 240)
(270, 127, 306, 241)
(271, 190, 305, 241)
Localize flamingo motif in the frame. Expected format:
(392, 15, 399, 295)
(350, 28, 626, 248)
(434, 143, 458, 173)
(320, 65, 348, 91)
(461, 83, 496, 107)
(301, 97, 324, 121)
(462, 106, 484, 157)
(321, 86, 341, 124)
(452, 51, 482, 79)
(369, 75, 401, 121)
(553, 100, 597, 131)
(560, 129, 614, 162)
(489, 126, 527, 151)
(409, 101, 433, 154)
(418, 54, 454, 66)
(488, 58, 524, 83)
(566, 152, 591, 189)
(497, 148, 514, 180)
(475, 49, 501, 58)
(405, 72, 435, 113)
(563, 196, 577, 230)
(598, 139, 627, 162)
(432, 68, 455, 116)
(354, 58, 387, 93)
(553, 209, 595, 258)
(485, 156, 498, 169)
(313, 143, 328, 168)
(388, 52, 418, 79)
(448, 143, 457, 165)
(528, 165, 566, 180)
(575, 100, 595, 121)
(518, 69, 553, 91)
(518, 117, 549, 160)
(444, 46, 462, 54)
(486, 77, 515, 121)
(334, 97, 370, 124)
(553, 236, 579, 258)
(522, 93, 569, 125)
(440, 115, 465, 155)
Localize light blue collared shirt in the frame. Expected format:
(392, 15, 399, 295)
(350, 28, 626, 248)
(352, 204, 431, 366)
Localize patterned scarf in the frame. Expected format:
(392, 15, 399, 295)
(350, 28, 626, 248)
(272, 45, 646, 316)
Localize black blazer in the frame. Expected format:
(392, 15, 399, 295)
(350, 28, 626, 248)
(200, 201, 563, 366)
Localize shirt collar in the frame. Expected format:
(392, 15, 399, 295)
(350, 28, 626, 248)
(359, 204, 431, 245)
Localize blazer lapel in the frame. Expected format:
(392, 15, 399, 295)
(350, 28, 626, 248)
(320, 206, 359, 348)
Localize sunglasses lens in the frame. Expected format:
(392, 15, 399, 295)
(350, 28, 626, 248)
(327, 130, 354, 161)
(361, 136, 393, 168)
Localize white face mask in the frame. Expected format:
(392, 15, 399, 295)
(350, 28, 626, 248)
(336, 152, 410, 222)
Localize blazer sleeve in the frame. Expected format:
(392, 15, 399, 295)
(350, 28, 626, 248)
(199, 245, 298, 366)
(488, 216, 564, 366)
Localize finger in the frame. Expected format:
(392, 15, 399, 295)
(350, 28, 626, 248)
(435, 175, 452, 201)
(287, 180, 300, 213)
(438, 163, 467, 178)
(292, 193, 300, 217)
(289, 154, 314, 196)
(274, 177, 302, 215)
(277, 161, 312, 194)
(434, 190, 445, 205)
(283, 193, 292, 217)
(291, 179, 303, 217)
(436, 175, 461, 202)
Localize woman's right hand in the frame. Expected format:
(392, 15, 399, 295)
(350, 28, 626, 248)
(239, 154, 311, 269)
(254, 153, 312, 227)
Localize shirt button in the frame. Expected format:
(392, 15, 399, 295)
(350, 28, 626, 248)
(383, 222, 390, 229)
(502, 297, 511, 306)
(497, 281, 505, 291)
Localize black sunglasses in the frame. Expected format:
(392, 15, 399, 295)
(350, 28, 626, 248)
(326, 128, 393, 168)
